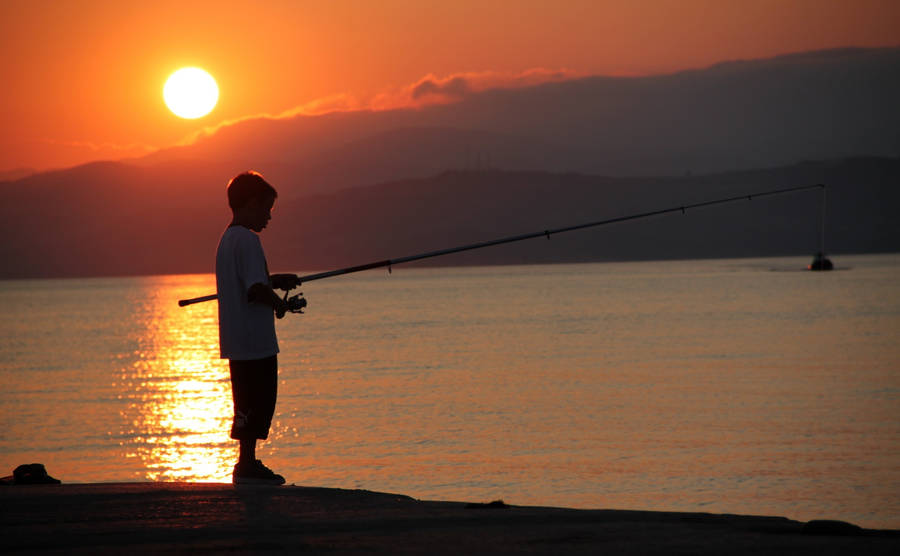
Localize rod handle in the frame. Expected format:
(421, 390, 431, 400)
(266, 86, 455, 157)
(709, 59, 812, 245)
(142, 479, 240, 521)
(178, 294, 218, 307)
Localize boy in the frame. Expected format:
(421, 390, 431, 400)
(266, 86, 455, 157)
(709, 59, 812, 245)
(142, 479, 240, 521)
(216, 171, 300, 485)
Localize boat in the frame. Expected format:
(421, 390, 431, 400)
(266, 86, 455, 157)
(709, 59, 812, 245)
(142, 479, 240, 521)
(807, 186, 834, 271)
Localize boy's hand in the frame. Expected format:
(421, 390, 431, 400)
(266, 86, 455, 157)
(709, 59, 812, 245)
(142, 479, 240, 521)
(270, 273, 300, 291)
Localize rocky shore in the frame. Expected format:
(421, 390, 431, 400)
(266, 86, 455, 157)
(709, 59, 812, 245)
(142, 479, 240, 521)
(2, 482, 897, 554)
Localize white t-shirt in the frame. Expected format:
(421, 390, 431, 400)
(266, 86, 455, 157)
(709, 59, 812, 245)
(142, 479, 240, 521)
(215, 225, 279, 360)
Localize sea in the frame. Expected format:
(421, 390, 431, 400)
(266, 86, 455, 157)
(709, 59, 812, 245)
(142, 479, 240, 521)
(1, 255, 898, 528)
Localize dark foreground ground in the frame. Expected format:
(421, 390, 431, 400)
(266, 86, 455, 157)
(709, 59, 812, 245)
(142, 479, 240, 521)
(2, 483, 898, 554)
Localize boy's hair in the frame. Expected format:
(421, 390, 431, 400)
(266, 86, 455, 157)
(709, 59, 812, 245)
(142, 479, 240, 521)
(227, 171, 277, 209)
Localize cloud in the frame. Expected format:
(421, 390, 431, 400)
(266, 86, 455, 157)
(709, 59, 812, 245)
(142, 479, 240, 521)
(180, 68, 581, 145)
(371, 68, 581, 109)
(40, 137, 157, 154)
(280, 93, 366, 116)
(410, 75, 471, 100)
(177, 93, 369, 146)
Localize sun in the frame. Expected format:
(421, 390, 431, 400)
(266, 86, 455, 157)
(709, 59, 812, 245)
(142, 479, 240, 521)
(163, 67, 219, 119)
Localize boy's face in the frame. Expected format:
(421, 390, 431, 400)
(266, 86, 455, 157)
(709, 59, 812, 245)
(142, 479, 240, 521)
(244, 193, 276, 232)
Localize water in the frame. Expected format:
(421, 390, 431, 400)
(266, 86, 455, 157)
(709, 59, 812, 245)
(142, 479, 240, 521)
(1, 255, 898, 528)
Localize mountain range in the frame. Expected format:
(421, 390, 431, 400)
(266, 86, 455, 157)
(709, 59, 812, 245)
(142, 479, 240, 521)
(128, 47, 900, 193)
(1, 156, 897, 279)
(1, 47, 899, 278)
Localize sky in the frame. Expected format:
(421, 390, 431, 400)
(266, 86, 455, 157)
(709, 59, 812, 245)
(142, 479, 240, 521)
(1, 0, 898, 173)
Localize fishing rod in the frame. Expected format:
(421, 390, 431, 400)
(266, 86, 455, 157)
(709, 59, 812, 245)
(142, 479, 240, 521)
(178, 183, 825, 307)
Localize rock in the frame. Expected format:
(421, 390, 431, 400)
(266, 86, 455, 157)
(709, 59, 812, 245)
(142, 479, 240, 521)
(11, 463, 61, 485)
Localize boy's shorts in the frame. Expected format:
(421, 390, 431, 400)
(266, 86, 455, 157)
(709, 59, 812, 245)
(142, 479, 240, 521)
(228, 355, 278, 440)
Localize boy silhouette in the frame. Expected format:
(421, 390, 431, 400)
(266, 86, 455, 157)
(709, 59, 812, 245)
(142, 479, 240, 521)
(216, 171, 300, 484)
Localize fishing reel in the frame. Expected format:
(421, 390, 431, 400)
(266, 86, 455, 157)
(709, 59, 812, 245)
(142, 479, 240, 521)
(276, 291, 307, 319)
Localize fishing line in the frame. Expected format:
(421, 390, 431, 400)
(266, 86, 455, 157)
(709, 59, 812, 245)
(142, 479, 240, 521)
(178, 183, 825, 307)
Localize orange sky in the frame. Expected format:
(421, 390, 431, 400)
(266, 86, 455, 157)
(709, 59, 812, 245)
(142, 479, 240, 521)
(1, 0, 898, 173)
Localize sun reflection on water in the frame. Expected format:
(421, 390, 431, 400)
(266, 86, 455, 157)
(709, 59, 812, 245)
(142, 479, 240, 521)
(119, 275, 233, 482)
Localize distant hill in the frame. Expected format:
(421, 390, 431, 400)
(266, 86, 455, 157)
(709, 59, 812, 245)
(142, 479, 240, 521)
(131, 47, 900, 194)
(1, 157, 897, 279)
(0, 167, 36, 181)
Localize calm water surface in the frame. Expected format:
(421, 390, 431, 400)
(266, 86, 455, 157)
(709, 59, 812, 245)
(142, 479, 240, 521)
(1, 255, 898, 528)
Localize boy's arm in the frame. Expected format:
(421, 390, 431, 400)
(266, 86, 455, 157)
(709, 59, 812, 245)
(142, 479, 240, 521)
(247, 282, 289, 318)
(270, 273, 301, 291)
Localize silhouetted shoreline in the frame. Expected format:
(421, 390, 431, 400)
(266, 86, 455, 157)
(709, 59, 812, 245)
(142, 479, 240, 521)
(2, 482, 897, 554)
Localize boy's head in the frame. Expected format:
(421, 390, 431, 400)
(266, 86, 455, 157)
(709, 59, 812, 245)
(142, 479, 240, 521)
(227, 171, 278, 232)
(227, 171, 277, 209)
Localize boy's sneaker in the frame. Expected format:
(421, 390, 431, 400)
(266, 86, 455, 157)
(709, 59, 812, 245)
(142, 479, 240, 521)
(233, 459, 285, 485)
